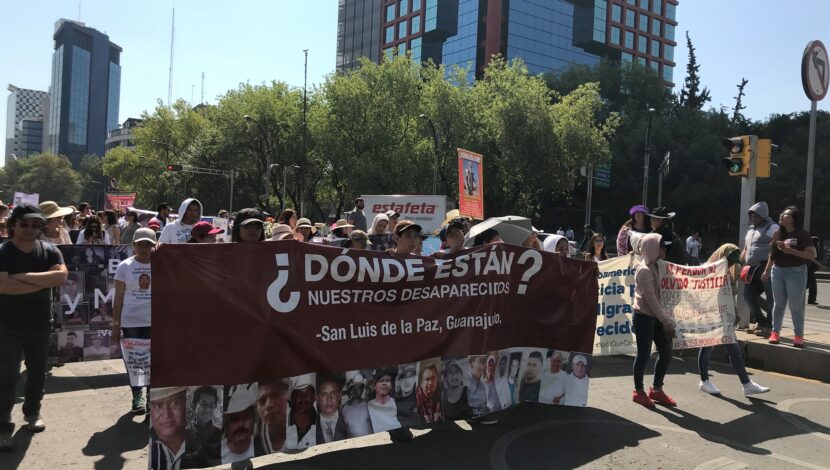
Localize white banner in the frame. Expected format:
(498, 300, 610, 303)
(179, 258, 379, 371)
(13, 191, 39, 206)
(121, 338, 151, 387)
(593, 257, 737, 355)
(361, 195, 447, 234)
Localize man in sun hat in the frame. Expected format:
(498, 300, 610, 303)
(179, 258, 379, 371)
(270, 224, 294, 241)
(286, 374, 317, 449)
(38, 201, 74, 245)
(149, 386, 190, 469)
(384, 210, 400, 234)
(222, 383, 258, 462)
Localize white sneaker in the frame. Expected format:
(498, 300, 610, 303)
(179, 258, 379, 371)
(743, 381, 770, 396)
(699, 380, 721, 395)
(24, 415, 45, 433)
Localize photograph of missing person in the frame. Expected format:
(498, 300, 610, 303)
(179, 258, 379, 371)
(184, 385, 223, 467)
(482, 351, 503, 414)
(494, 350, 522, 408)
(341, 370, 374, 438)
(441, 357, 471, 420)
(88, 302, 113, 329)
(393, 363, 419, 427)
(82, 332, 110, 359)
(539, 350, 569, 405)
(59, 271, 85, 306)
(367, 366, 401, 433)
(415, 357, 442, 424)
(255, 378, 289, 455)
(562, 352, 591, 407)
(518, 349, 546, 403)
(221, 383, 258, 464)
(60, 302, 90, 328)
(57, 330, 84, 363)
(78, 246, 106, 269)
(285, 374, 317, 450)
(466, 355, 493, 418)
(149, 387, 191, 470)
(316, 372, 347, 444)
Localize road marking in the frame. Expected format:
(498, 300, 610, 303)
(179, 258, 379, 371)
(489, 418, 830, 470)
(776, 398, 830, 442)
(695, 456, 749, 470)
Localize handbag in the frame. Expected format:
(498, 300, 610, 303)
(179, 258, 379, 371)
(740, 264, 760, 284)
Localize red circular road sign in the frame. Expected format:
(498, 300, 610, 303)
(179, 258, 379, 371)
(802, 40, 829, 101)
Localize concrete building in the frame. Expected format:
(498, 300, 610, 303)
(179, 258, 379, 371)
(46, 19, 122, 168)
(5, 85, 49, 162)
(105, 117, 143, 151)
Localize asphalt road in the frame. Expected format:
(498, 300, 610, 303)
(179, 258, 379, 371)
(2, 354, 828, 470)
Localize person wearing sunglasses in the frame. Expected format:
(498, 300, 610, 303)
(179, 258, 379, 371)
(0, 204, 69, 450)
(75, 215, 111, 245)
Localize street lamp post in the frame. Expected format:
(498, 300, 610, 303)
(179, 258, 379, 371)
(270, 163, 300, 214)
(418, 114, 439, 194)
(243, 115, 273, 212)
(642, 107, 656, 206)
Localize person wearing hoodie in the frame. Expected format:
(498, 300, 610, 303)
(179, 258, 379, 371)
(698, 244, 770, 396)
(543, 234, 569, 257)
(740, 202, 778, 337)
(631, 233, 677, 408)
(158, 198, 203, 245)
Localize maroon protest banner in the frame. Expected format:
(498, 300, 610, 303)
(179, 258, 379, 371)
(151, 242, 598, 387)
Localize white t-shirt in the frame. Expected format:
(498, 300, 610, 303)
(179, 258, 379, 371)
(563, 374, 589, 407)
(158, 220, 193, 244)
(114, 257, 152, 327)
(539, 370, 567, 404)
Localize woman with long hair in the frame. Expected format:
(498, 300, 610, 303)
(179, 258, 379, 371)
(762, 206, 815, 348)
(231, 208, 266, 243)
(120, 211, 142, 245)
(585, 233, 608, 262)
(76, 215, 111, 245)
(698, 244, 770, 396)
(103, 210, 121, 245)
(617, 205, 651, 256)
(277, 209, 298, 231)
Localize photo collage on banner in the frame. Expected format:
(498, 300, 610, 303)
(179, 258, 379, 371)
(50, 245, 133, 364)
(151, 349, 591, 469)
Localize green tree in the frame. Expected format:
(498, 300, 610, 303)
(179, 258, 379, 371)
(678, 31, 711, 112)
(14, 153, 83, 204)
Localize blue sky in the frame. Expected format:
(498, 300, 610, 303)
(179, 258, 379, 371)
(2, 0, 828, 162)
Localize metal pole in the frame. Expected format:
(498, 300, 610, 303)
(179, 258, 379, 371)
(657, 171, 663, 207)
(229, 169, 234, 214)
(805, 100, 817, 231)
(642, 110, 654, 205)
(585, 164, 593, 227)
(735, 135, 758, 328)
(282, 165, 288, 214)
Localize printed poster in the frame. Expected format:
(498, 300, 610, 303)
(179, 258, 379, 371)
(457, 148, 483, 220)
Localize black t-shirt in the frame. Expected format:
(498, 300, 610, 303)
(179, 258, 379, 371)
(0, 240, 65, 329)
(771, 228, 812, 267)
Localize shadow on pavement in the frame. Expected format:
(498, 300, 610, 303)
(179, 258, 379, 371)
(82, 412, 148, 470)
(0, 428, 34, 469)
(44, 371, 129, 394)
(258, 405, 660, 470)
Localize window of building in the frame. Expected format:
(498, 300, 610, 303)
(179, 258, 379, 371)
(638, 56, 647, 65)
(425, 0, 437, 31)
(612, 4, 622, 22)
(384, 47, 394, 61)
(653, 0, 662, 15)
(412, 0, 421, 11)
(625, 31, 634, 49)
(411, 15, 420, 34)
(626, 10, 635, 27)
(665, 44, 674, 61)
(663, 65, 674, 82)
(68, 46, 91, 146)
(639, 0, 648, 9)
(639, 14, 649, 32)
(626, 0, 635, 5)
(652, 18, 661, 35)
(385, 25, 395, 43)
(386, 4, 395, 22)
(622, 52, 633, 62)
(399, 19, 408, 39)
(666, 2, 676, 20)
(611, 26, 621, 45)
(650, 61, 659, 71)
(400, 0, 408, 16)
(651, 39, 660, 56)
(398, 42, 406, 56)
(665, 23, 675, 41)
(638, 35, 647, 53)
(411, 36, 422, 62)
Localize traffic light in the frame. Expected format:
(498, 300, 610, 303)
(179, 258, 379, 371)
(722, 136, 750, 176)
(756, 139, 776, 178)
(166, 164, 183, 172)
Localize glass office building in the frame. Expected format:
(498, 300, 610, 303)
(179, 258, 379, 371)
(46, 19, 122, 168)
(5, 85, 49, 162)
(340, 0, 678, 85)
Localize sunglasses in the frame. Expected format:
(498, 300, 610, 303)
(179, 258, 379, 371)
(18, 221, 44, 230)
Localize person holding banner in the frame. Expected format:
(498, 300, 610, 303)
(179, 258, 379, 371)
(0, 203, 67, 449)
(617, 205, 650, 256)
(112, 227, 156, 415)
(698, 244, 771, 396)
(38, 201, 73, 245)
(631, 233, 677, 408)
(231, 208, 266, 243)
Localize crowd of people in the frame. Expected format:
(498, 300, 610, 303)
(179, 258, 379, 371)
(0, 192, 823, 458)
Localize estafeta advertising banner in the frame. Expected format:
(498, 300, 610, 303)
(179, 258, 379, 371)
(361, 195, 447, 234)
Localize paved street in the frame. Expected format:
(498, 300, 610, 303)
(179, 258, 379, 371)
(3, 283, 830, 469)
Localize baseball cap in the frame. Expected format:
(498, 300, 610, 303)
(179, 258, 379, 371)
(147, 220, 161, 230)
(385, 209, 400, 219)
(236, 208, 264, 226)
(394, 220, 422, 236)
(191, 221, 223, 239)
(133, 228, 158, 244)
(10, 203, 46, 223)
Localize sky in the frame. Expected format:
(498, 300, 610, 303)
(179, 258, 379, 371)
(2, 0, 829, 163)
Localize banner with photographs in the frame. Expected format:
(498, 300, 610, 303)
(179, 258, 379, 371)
(13, 191, 39, 206)
(457, 148, 484, 220)
(50, 245, 133, 365)
(148, 242, 598, 469)
(593, 256, 737, 355)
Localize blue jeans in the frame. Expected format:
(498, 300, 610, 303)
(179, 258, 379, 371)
(771, 265, 807, 336)
(698, 343, 750, 385)
(632, 311, 673, 391)
(0, 325, 51, 434)
(121, 326, 150, 394)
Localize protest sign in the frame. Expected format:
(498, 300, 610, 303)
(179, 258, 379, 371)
(457, 148, 483, 220)
(361, 195, 447, 233)
(13, 191, 39, 206)
(148, 243, 598, 468)
(105, 192, 137, 212)
(593, 256, 737, 356)
(121, 338, 151, 387)
(50, 245, 132, 363)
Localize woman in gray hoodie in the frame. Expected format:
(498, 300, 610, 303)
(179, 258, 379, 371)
(631, 233, 677, 408)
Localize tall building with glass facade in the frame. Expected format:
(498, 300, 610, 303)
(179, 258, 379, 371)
(337, 0, 384, 71)
(46, 19, 122, 168)
(338, 0, 678, 85)
(5, 85, 49, 162)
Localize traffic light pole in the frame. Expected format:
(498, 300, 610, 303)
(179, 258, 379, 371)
(735, 135, 759, 328)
